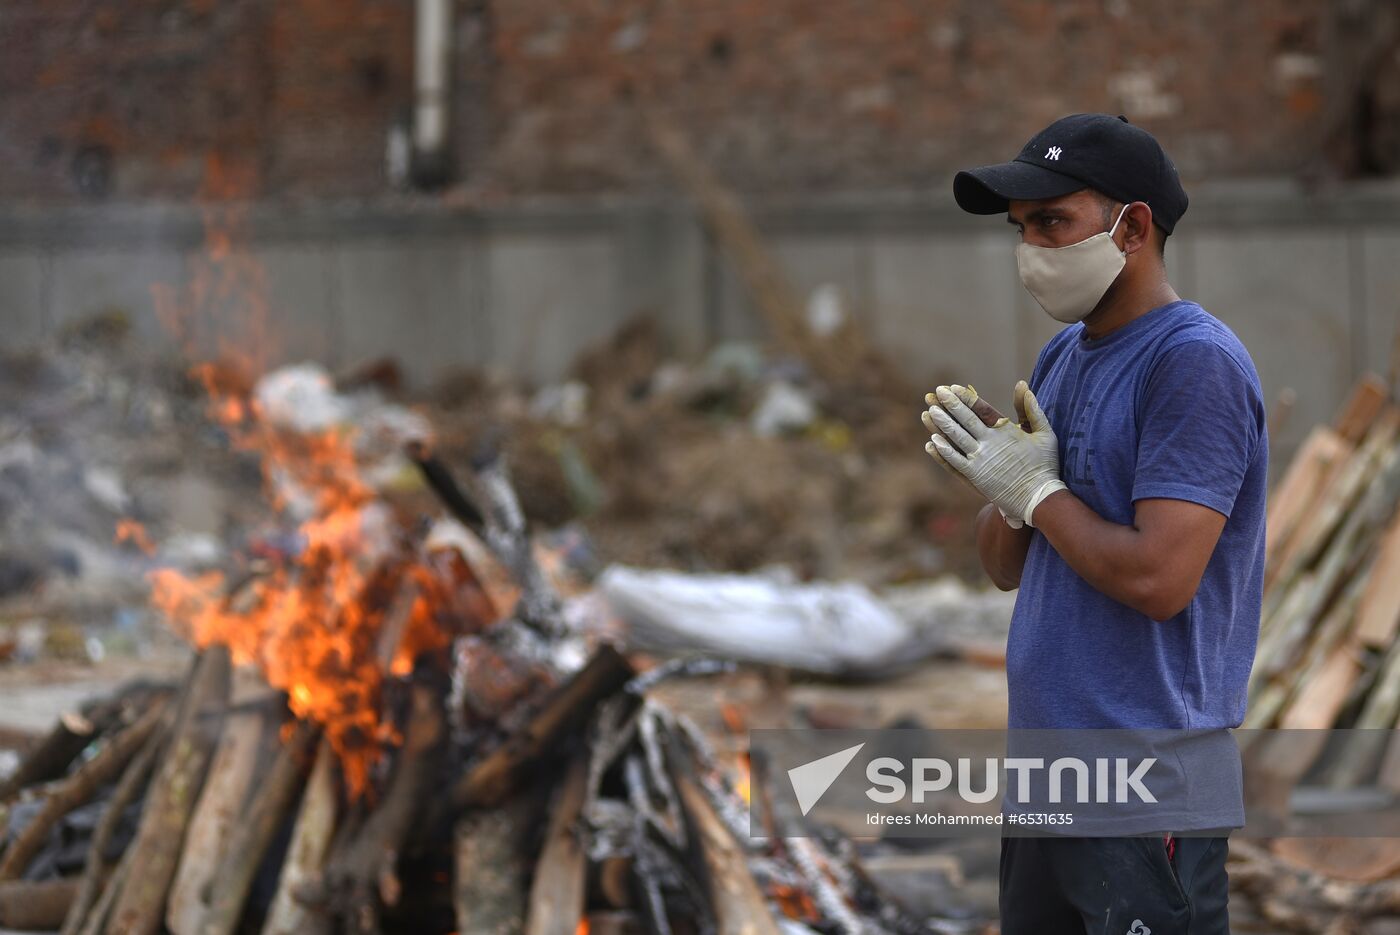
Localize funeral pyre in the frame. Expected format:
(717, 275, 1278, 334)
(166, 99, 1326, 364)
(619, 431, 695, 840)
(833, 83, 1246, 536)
(0, 356, 954, 935)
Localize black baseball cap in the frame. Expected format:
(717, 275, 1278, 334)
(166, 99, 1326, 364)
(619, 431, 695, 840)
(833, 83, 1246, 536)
(953, 113, 1189, 234)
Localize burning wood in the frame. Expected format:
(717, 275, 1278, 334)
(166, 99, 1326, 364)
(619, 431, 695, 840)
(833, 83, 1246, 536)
(525, 754, 590, 935)
(450, 644, 635, 812)
(166, 678, 274, 933)
(0, 643, 908, 934)
(108, 648, 231, 935)
(0, 348, 942, 935)
(263, 738, 338, 935)
(0, 698, 168, 882)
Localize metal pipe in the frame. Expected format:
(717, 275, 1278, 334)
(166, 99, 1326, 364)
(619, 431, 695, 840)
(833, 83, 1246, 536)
(413, 0, 453, 185)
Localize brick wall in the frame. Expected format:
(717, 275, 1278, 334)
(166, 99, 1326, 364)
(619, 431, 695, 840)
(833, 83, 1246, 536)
(1, 0, 1394, 203)
(0, 0, 412, 201)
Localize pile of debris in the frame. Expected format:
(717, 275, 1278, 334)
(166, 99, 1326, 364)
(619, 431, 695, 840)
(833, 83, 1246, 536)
(0, 318, 255, 664)
(429, 315, 981, 585)
(0, 310, 984, 677)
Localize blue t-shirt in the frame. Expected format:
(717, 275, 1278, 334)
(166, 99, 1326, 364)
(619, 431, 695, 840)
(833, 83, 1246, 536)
(1007, 300, 1268, 732)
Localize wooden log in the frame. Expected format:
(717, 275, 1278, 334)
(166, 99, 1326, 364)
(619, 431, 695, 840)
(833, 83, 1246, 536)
(1249, 575, 1321, 707)
(1277, 639, 1363, 729)
(1231, 838, 1400, 926)
(673, 768, 781, 935)
(78, 840, 134, 935)
(405, 440, 485, 533)
(61, 714, 168, 935)
(1272, 836, 1400, 884)
(1264, 426, 1349, 572)
(323, 675, 446, 935)
(453, 789, 541, 935)
(450, 644, 634, 811)
(167, 678, 276, 934)
(0, 877, 82, 930)
(598, 856, 633, 910)
(0, 680, 171, 801)
(261, 739, 338, 935)
(646, 115, 812, 373)
(1318, 631, 1400, 789)
(1264, 412, 1394, 607)
(524, 754, 589, 935)
(108, 646, 232, 935)
(0, 696, 169, 880)
(1356, 507, 1400, 648)
(1333, 372, 1390, 444)
(197, 719, 320, 935)
(644, 112, 908, 411)
(1352, 598, 1400, 731)
(374, 576, 420, 671)
(585, 911, 644, 935)
(1272, 571, 1370, 730)
(471, 447, 566, 639)
(1253, 419, 1400, 693)
(0, 714, 97, 804)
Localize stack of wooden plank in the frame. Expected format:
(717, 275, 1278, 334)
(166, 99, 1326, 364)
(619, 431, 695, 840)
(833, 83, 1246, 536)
(1246, 371, 1400, 737)
(1238, 372, 1400, 895)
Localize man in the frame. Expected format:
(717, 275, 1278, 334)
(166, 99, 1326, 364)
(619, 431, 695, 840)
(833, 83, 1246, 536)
(921, 114, 1268, 933)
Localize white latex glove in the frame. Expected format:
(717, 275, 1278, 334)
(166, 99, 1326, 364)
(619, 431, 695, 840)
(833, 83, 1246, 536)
(921, 381, 1067, 527)
(920, 387, 1026, 528)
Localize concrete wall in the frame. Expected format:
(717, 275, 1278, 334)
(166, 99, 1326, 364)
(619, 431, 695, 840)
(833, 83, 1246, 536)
(1, 182, 1399, 469)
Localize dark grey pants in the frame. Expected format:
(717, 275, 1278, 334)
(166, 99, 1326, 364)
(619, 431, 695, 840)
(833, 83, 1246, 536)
(999, 835, 1230, 935)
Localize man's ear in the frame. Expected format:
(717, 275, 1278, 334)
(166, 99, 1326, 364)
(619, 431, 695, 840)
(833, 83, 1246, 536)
(1120, 201, 1155, 257)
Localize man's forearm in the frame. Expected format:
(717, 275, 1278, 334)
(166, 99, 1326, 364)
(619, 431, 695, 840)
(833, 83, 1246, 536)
(975, 502, 1032, 590)
(1029, 490, 1182, 619)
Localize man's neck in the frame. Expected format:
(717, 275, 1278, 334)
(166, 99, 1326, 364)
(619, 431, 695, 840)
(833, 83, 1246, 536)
(1080, 274, 1180, 341)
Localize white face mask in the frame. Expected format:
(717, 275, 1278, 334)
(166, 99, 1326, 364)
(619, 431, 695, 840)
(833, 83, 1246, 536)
(1016, 203, 1130, 323)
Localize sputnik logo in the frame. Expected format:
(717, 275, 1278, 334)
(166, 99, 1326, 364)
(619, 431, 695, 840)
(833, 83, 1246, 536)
(787, 743, 865, 815)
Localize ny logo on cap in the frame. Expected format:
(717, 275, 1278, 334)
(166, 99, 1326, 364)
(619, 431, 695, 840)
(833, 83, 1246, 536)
(1045, 146, 1063, 160)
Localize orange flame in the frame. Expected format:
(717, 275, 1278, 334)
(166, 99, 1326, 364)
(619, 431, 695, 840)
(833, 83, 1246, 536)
(114, 519, 156, 556)
(717, 701, 752, 804)
(734, 751, 752, 806)
(770, 883, 820, 921)
(143, 156, 461, 796)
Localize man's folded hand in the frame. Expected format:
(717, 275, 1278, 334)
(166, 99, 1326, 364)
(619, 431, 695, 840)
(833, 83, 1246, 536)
(920, 381, 1067, 528)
